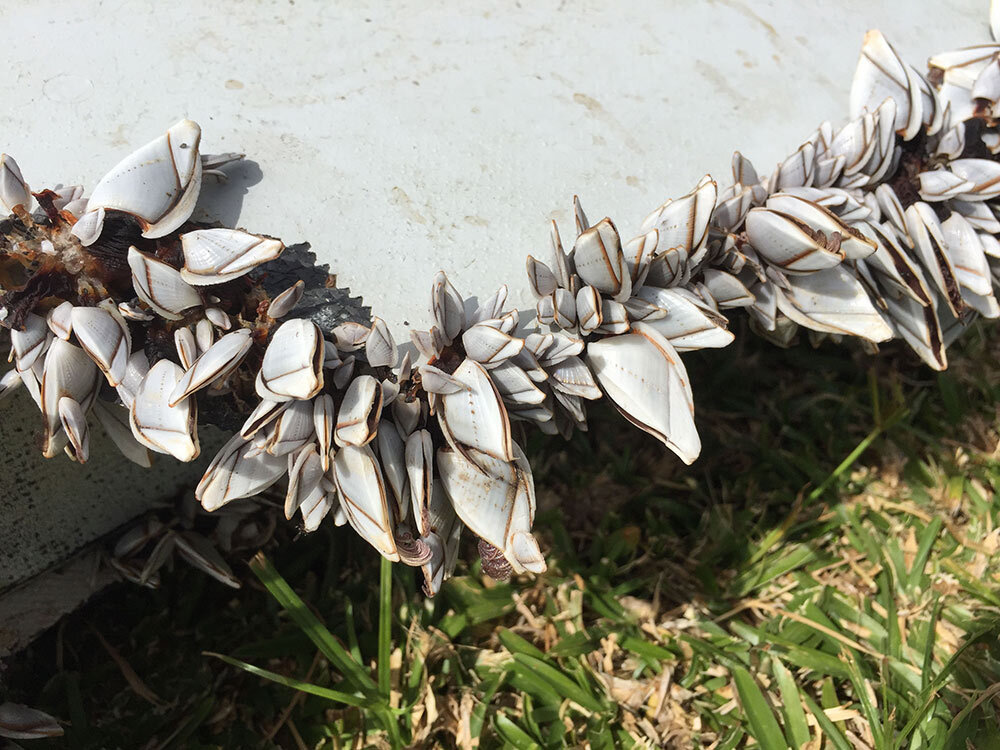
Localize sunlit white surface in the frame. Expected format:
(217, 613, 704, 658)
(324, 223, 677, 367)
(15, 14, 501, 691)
(0, 0, 987, 586)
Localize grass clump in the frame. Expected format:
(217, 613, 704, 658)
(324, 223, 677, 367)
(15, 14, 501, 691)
(6, 322, 1000, 748)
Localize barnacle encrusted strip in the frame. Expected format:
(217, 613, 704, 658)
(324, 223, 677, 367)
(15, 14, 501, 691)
(5, 18, 1000, 595)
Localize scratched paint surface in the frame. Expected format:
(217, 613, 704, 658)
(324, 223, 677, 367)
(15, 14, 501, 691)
(0, 0, 985, 329)
(0, 398, 224, 590)
(0, 0, 986, 586)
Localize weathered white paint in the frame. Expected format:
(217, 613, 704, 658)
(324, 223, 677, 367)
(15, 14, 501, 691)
(0, 1, 987, 594)
(0, 396, 222, 589)
(0, 0, 986, 330)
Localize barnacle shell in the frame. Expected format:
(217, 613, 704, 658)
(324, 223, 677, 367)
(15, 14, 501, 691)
(180, 228, 285, 286)
(86, 120, 203, 240)
(333, 444, 399, 561)
(256, 319, 325, 401)
(586, 322, 699, 465)
(130, 359, 200, 462)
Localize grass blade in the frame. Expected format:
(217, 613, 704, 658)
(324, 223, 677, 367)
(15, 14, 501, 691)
(511, 653, 606, 714)
(731, 665, 786, 750)
(921, 596, 943, 691)
(250, 552, 378, 696)
(771, 659, 810, 749)
(378, 555, 392, 700)
(843, 650, 884, 748)
(205, 652, 373, 708)
(801, 692, 852, 750)
(494, 713, 540, 749)
(898, 621, 999, 741)
(499, 628, 546, 659)
(907, 516, 943, 592)
(807, 408, 904, 502)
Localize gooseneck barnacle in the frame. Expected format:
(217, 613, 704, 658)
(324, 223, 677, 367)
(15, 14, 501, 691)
(5, 22, 1000, 595)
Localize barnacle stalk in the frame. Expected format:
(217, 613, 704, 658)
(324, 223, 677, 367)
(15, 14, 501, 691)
(5, 12, 1000, 594)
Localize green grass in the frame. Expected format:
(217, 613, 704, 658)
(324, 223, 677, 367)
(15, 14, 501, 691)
(6, 320, 1000, 748)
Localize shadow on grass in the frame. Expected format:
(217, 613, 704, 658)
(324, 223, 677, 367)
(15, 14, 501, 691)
(6, 321, 1000, 747)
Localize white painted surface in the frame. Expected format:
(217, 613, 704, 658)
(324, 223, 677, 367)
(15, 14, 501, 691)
(1, 0, 987, 331)
(0, 396, 224, 589)
(0, 0, 988, 589)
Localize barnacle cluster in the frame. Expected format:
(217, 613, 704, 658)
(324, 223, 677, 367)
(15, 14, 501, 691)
(4, 22, 1000, 594)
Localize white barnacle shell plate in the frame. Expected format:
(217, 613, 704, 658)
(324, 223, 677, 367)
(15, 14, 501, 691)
(576, 285, 602, 332)
(266, 399, 316, 455)
(116, 350, 150, 410)
(17, 356, 45, 410)
(941, 213, 993, 297)
(390, 396, 421, 440)
(586, 322, 700, 464)
(471, 285, 510, 326)
(437, 358, 514, 463)
(950, 158, 1000, 201)
(640, 175, 716, 263)
(406, 429, 434, 535)
(744, 207, 844, 274)
(174, 326, 198, 370)
(40, 339, 101, 458)
(572, 218, 631, 301)
(377, 418, 410, 518)
(169, 328, 254, 406)
(849, 31, 915, 137)
(128, 247, 202, 321)
(860, 222, 932, 306)
(904, 203, 965, 317)
(918, 170, 975, 202)
(312, 394, 335, 470)
(333, 444, 399, 561)
(431, 271, 466, 345)
(256, 319, 324, 401)
(774, 264, 894, 342)
(241, 399, 289, 438)
(197, 433, 288, 511)
(534, 331, 583, 367)
(58, 396, 90, 463)
(70, 207, 105, 246)
(130, 359, 200, 461)
(285, 444, 326, 521)
(526, 256, 558, 298)
(194, 317, 214, 353)
(335, 374, 383, 447)
(268, 279, 306, 320)
(489, 360, 546, 406)
(180, 228, 285, 286)
(546, 356, 602, 400)
(173, 531, 241, 587)
(10, 312, 50, 372)
(420, 482, 463, 596)
(883, 292, 947, 370)
(635, 286, 735, 352)
(764, 194, 876, 260)
(0, 368, 22, 403)
(86, 120, 203, 239)
(71, 305, 131, 386)
(462, 323, 524, 366)
(436, 443, 545, 575)
(47, 301, 74, 341)
(300, 493, 335, 533)
(703, 269, 755, 308)
(365, 317, 398, 368)
(0, 701, 63, 741)
(0, 153, 30, 213)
